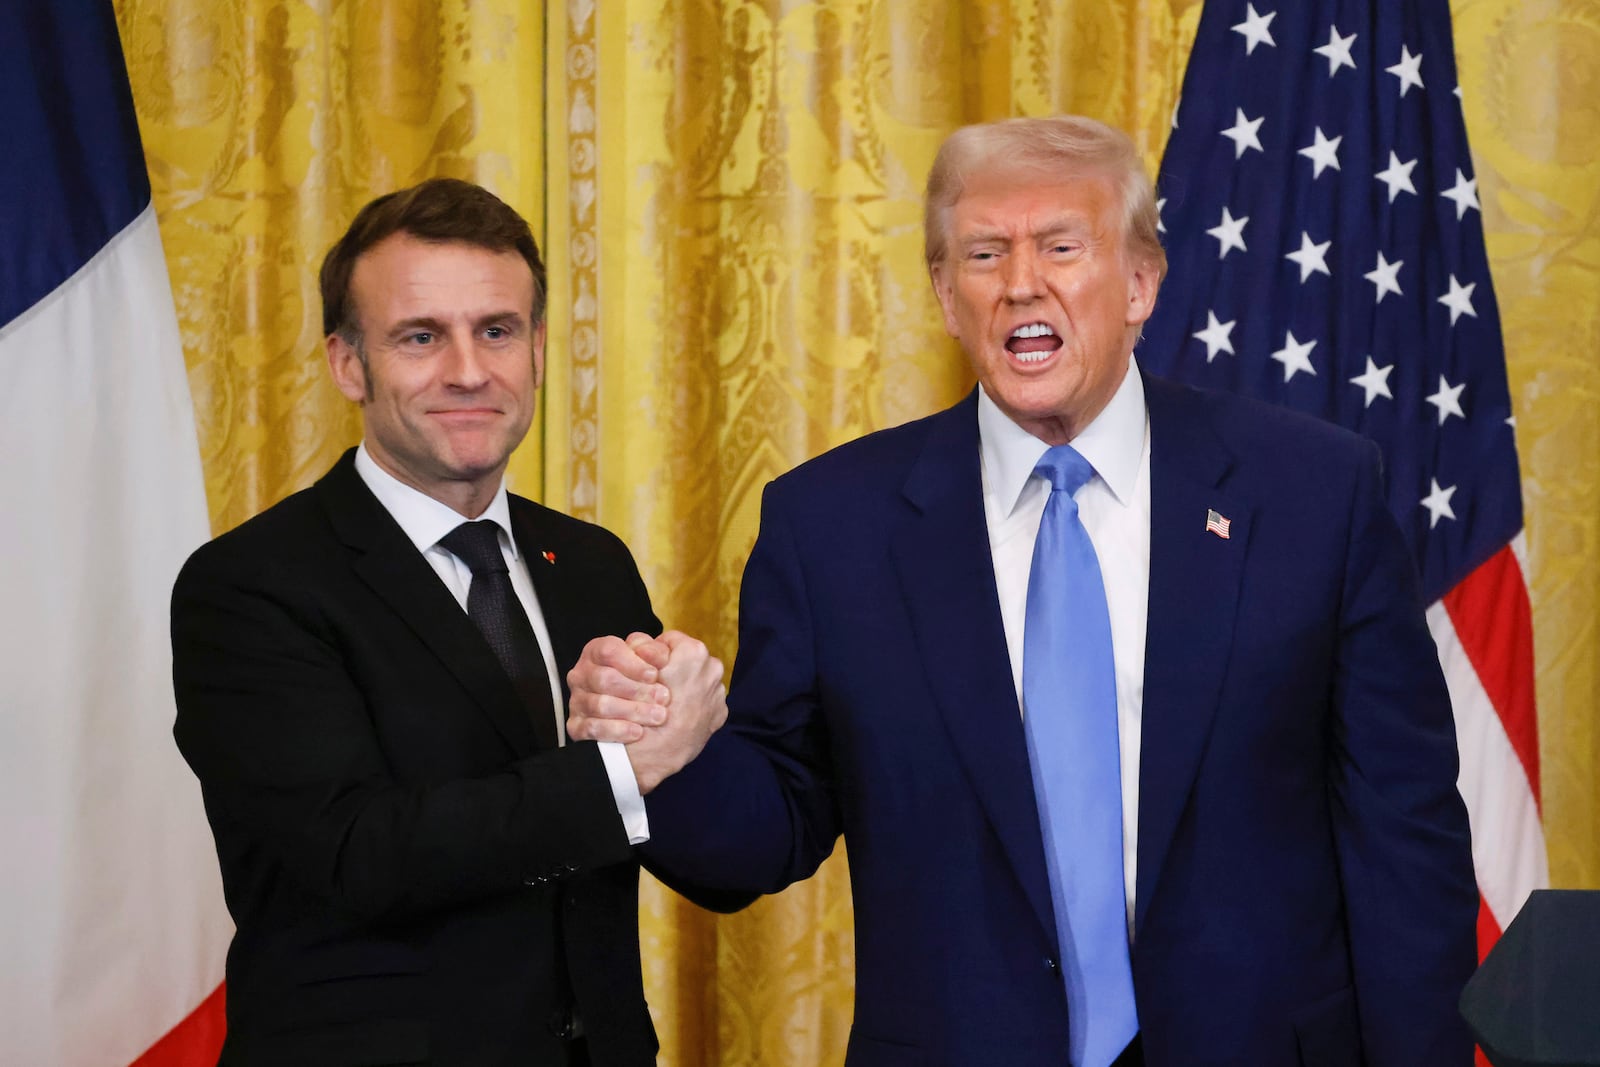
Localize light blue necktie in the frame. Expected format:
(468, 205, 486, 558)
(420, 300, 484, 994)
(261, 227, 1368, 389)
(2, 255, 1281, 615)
(1022, 444, 1137, 1067)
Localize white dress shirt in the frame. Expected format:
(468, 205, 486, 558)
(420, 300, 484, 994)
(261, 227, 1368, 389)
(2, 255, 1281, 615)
(978, 360, 1151, 932)
(354, 444, 648, 844)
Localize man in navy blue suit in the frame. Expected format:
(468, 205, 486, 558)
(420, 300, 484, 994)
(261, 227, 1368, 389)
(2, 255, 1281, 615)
(570, 116, 1477, 1066)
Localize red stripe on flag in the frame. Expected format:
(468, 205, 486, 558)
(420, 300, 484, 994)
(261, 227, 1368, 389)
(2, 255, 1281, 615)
(1476, 893, 1503, 960)
(129, 984, 225, 1067)
(1441, 546, 1540, 809)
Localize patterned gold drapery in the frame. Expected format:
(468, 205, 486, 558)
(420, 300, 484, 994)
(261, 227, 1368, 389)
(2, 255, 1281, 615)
(117, 2, 1598, 1064)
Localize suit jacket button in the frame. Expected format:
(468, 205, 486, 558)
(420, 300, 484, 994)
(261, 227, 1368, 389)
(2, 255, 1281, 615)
(1044, 957, 1059, 972)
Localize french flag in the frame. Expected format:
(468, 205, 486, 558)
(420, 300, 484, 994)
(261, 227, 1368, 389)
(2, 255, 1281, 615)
(0, 3, 231, 1064)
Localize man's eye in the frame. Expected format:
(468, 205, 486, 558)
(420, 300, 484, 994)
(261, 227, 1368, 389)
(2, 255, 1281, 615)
(484, 326, 507, 340)
(405, 331, 434, 345)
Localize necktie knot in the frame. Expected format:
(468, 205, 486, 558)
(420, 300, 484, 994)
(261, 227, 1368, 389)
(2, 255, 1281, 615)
(439, 520, 509, 576)
(1034, 444, 1095, 496)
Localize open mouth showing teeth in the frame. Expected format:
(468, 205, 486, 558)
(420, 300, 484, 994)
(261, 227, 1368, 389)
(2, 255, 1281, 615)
(1006, 322, 1061, 362)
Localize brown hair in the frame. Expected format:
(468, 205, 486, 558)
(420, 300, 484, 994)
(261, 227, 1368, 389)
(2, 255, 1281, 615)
(319, 177, 547, 343)
(923, 115, 1166, 282)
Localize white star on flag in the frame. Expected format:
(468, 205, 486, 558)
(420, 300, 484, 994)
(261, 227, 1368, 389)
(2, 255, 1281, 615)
(1285, 232, 1332, 282)
(1314, 25, 1357, 76)
(1207, 206, 1250, 259)
(1157, 197, 1167, 234)
(1364, 251, 1404, 302)
(1439, 274, 1478, 324)
(1420, 477, 1457, 528)
(1298, 127, 1342, 178)
(1387, 45, 1426, 96)
(1349, 357, 1394, 407)
(1426, 375, 1467, 424)
(1441, 169, 1480, 219)
(1270, 330, 1318, 381)
(1221, 108, 1265, 159)
(1192, 310, 1237, 362)
(1375, 151, 1419, 202)
(1232, 4, 1277, 54)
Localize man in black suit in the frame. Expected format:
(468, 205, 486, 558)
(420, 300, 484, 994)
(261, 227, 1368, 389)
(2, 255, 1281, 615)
(172, 178, 724, 1066)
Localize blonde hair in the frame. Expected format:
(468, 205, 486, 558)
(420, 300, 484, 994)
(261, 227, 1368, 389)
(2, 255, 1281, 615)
(923, 115, 1166, 281)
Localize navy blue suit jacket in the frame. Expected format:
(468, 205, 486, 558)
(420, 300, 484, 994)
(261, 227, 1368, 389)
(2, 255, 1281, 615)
(646, 373, 1478, 1066)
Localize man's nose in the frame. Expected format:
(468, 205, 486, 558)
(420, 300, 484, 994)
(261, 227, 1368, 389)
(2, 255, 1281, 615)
(1003, 249, 1044, 302)
(442, 334, 491, 386)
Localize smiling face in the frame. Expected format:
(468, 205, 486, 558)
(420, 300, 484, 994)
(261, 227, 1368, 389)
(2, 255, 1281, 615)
(327, 232, 544, 517)
(930, 168, 1159, 445)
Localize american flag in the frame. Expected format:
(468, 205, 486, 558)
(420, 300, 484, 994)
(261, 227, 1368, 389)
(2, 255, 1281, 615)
(1140, 0, 1546, 978)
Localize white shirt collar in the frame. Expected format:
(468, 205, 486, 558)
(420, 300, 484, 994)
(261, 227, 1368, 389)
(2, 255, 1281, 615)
(977, 357, 1147, 519)
(353, 444, 519, 559)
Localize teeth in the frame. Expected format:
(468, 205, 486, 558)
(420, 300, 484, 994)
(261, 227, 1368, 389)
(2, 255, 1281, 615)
(1015, 350, 1051, 363)
(1009, 323, 1056, 339)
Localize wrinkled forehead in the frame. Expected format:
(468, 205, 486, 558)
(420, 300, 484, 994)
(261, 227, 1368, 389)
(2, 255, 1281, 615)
(945, 167, 1122, 236)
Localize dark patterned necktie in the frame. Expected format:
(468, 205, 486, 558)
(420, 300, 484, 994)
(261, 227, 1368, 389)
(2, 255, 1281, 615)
(438, 520, 559, 751)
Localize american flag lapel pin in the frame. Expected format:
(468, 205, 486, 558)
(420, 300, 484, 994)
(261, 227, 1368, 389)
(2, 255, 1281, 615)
(541, 550, 557, 564)
(1205, 509, 1232, 540)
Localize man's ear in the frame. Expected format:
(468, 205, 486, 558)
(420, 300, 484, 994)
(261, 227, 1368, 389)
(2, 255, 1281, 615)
(1125, 257, 1160, 328)
(327, 333, 368, 403)
(930, 263, 961, 338)
(532, 319, 547, 390)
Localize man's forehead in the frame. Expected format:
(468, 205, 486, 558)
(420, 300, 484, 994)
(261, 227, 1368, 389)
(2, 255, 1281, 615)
(950, 179, 1114, 238)
(346, 236, 534, 326)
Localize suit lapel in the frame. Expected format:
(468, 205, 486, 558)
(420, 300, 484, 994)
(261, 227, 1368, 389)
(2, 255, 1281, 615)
(1134, 375, 1252, 934)
(316, 451, 540, 755)
(891, 394, 1058, 941)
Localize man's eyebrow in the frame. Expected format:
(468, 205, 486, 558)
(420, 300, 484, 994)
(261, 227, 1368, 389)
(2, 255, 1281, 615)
(475, 310, 529, 332)
(385, 311, 527, 335)
(955, 227, 1012, 249)
(1033, 214, 1092, 238)
(387, 315, 447, 336)
(955, 215, 1092, 248)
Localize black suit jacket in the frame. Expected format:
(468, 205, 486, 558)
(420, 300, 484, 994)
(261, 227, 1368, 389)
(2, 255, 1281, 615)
(173, 450, 661, 1066)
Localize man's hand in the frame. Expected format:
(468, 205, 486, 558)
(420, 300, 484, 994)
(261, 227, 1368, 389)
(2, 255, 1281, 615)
(567, 632, 671, 744)
(568, 630, 728, 793)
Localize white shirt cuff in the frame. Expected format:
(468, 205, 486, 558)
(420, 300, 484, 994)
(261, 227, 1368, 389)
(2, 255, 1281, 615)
(598, 741, 650, 845)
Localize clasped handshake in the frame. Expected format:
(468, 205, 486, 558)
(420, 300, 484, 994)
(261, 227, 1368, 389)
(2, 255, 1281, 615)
(566, 632, 729, 793)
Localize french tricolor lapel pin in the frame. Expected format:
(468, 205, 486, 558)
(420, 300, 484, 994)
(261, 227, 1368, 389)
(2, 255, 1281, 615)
(1205, 508, 1232, 540)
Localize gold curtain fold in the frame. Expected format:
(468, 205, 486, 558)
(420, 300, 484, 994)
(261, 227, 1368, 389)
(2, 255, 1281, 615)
(119, 1, 1599, 1064)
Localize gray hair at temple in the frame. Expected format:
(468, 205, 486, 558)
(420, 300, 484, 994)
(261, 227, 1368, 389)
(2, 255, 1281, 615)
(922, 115, 1168, 283)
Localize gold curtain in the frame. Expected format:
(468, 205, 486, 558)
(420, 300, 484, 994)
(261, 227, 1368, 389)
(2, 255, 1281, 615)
(118, 1, 1599, 1064)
